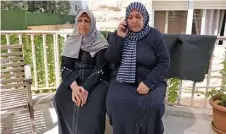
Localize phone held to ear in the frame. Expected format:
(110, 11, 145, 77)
(123, 20, 128, 33)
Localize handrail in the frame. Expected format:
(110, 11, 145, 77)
(1, 30, 73, 34)
(1, 30, 226, 40)
(0, 30, 225, 108)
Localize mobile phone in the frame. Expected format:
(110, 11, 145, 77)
(123, 20, 128, 32)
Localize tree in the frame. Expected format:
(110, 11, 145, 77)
(55, 1, 71, 15)
(27, 1, 70, 15)
(1, 1, 71, 15)
(1, 1, 28, 10)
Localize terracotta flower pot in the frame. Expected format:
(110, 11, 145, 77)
(209, 95, 226, 134)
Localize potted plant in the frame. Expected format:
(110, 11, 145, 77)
(209, 87, 226, 134)
(209, 49, 226, 134)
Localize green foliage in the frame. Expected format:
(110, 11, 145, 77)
(222, 95, 226, 107)
(46, 35, 55, 87)
(27, 1, 70, 15)
(1, 34, 65, 93)
(207, 48, 226, 107)
(168, 78, 180, 104)
(1, 1, 70, 15)
(1, 1, 28, 10)
(1, 35, 7, 44)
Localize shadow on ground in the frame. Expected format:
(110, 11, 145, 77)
(1, 109, 57, 134)
(1, 103, 212, 134)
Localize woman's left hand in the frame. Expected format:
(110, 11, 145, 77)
(137, 82, 150, 95)
(79, 87, 89, 107)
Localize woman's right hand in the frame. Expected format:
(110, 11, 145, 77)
(71, 86, 81, 107)
(70, 81, 83, 107)
(117, 20, 128, 38)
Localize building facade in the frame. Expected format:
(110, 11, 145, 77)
(88, 0, 226, 39)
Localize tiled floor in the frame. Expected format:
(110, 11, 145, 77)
(1, 107, 215, 134)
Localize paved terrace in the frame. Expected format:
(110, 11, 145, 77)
(0, 94, 217, 134)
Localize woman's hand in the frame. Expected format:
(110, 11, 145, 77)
(117, 20, 128, 38)
(70, 82, 89, 107)
(79, 87, 89, 107)
(137, 82, 151, 95)
(71, 85, 82, 107)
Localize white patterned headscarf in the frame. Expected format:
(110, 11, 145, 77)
(62, 9, 109, 58)
(116, 2, 151, 83)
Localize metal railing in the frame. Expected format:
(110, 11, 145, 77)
(1, 30, 226, 108)
(1, 31, 71, 91)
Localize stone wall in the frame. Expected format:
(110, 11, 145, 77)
(89, 0, 153, 31)
(87, 0, 194, 33)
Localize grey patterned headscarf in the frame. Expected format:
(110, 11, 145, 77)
(116, 2, 151, 83)
(62, 9, 109, 58)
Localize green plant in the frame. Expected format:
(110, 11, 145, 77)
(207, 88, 226, 107)
(167, 78, 180, 103)
(1, 1, 71, 15)
(1, 34, 66, 94)
(208, 48, 226, 107)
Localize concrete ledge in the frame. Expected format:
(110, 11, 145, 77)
(32, 93, 213, 121)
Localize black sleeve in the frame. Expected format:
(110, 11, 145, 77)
(61, 56, 79, 88)
(105, 31, 124, 64)
(143, 32, 170, 90)
(82, 49, 108, 92)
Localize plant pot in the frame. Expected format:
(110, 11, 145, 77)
(209, 95, 226, 134)
(211, 121, 226, 134)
